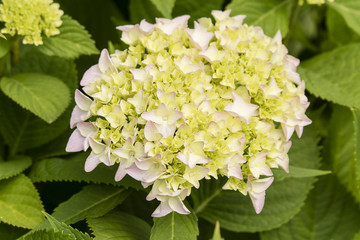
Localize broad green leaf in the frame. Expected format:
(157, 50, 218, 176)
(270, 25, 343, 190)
(0, 51, 77, 152)
(38, 15, 99, 59)
(0, 156, 31, 180)
(261, 174, 360, 240)
(328, 0, 360, 36)
(226, 0, 291, 36)
(299, 44, 360, 108)
(210, 221, 224, 240)
(0, 223, 27, 240)
(0, 174, 44, 229)
(43, 213, 92, 240)
(172, 0, 223, 24)
(150, 210, 199, 240)
(326, 105, 360, 203)
(272, 166, 331, 181)
(193, 126, 320, 232)
(326, 7, 360, 46)
(150, 0, 175, 18)
(28, 153, 142, 190)
(0, 38, 9, 58)
(1, 73, 71, 123)
(21, 229, 74, 240)
(52, 185, 131, 224)
(88, 210, 151, 240)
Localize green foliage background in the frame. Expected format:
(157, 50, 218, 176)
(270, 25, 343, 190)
(0, 0, 359, 239)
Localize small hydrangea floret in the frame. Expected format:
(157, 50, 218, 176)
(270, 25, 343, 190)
(67, 10, 311, 217)
(0, 0, 63, 45)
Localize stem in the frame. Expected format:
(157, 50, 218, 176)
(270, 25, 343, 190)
(11, 35, 20, 65)
(284, 0, 300, 47)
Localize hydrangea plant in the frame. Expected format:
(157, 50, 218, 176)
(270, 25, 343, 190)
(66, 10, 311, 217)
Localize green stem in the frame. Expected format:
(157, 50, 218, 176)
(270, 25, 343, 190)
(284, 0, 300, 47)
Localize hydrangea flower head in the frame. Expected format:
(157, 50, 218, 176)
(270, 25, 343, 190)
(67, 10, 311, 217)
(0, 0, 63, 45)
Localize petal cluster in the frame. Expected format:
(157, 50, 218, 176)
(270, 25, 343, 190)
(67, 10, 311, 217)
(0, 0, 63, 45)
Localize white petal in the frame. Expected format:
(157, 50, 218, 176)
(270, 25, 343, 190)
(66, 129, 85, 152)
(89, 138, 107, 154)
(99, 49, 113, 73)
(168, 196, 190, 215)
(80, 65, 102, 86)
(75, 89, 92, 111)
(144, 121, 162, 141)
(249, 191, 266, 214)
(211, 10, 231, 21)
(140, 19, 155, 33)
(186, 22, 214, 50)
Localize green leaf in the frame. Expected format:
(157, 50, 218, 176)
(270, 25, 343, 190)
(52, 185, 132, 224)
(21, 229, 75, 240)
(43, 212, 92, 240)
(172, 0, 223, 24)
(0, 174, 44, 229)
(210, 221, 224, 240)
(0, 156, 31, 180)
(326, 7, 360, 46)
(0, 38, 9, 58)
(261, 174, 360, 240)
(326, 105, 360, 203)
(272, 166, 331, 181)
(38, 15, 99, 59)
(28, 153, 142, 190)
(192, 126, 320, 232)
(88, 210, 151, 240)
(226, 0, 291, 36)
(299, 43, 360, 108)
(150, 0, 175, 18)
(0, 51, 77, 152)
(1, 73, 71, 123)
(150, 210, 199, 240)
(328, 0, 360, 37)
(0, 223, 27, 240)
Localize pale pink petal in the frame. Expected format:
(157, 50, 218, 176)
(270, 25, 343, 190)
(155, 123, 176, 138)
(70, 106, 86, 129)
(273, 30, 282, 44)
(75, 90, 92, 111)
(249, 191, 266, 214)
(152, 201, 173, 217)
(99, 49, 114, 73)
(144, 121, 162, 141)
(80, 65, 102, 86)
(168, 197, 190, 215)
(77, 122, 97, 137)
(186, 22, 214, 50)
(211, 10, 231, 21)
(66, 129, 85, 152)
(85, 152, 101, 172)
(89, 138, 107, 154)
(115, 164, 127, 181)
(140, 20, 155, 33)
(281, 123, 295, 141)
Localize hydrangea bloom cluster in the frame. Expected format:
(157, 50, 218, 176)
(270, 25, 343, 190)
(66, 10, 311, 217)
(0, 0, 63, 45)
